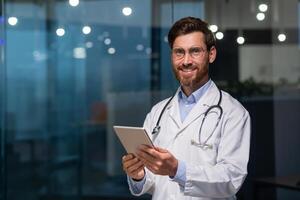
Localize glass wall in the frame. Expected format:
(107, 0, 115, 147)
(0, 0, 299, 200)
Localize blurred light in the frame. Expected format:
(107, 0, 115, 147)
(108, 47, 116, 54)
(97, 35, 104, 41)
(85, 41, 93, 48)
(56, 28, 65, 37)
(146, 47, 152, 55)
(0, 38, 5, 46)
(258, 4, 268, 12)
(8, 17, 18, 26)
(278, 33, 286, 42)
(215, 32, 224, 40)
(164, 36, 168, 43)
(103, 31, 109, 37)
(237, 36, 245, 44)
(104, 38, 111, 45)
(73, 47, 86, 59)
(209, 25, 218, 33)
(256, 13, 265, 21)
(122, 7, 132, 16)
(69, 0, 79, 7)
(0, 16, 5, 24)
(136, 44, 144, 51)
(82, 26, 91, 35)
(33, 51, 47, 61)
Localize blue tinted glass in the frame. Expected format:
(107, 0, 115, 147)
(1, 0, 300, 200)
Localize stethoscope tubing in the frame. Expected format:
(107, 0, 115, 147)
(151, 88, 223, 148)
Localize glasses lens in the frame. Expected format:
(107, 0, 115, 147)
(173, 48, 185, 59)
(189, 47, 205, 58)
(172, 47, 206, 59)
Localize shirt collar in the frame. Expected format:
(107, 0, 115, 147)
(178, 79, 212, 104)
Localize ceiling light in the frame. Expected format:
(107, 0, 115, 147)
(122, 7, 132, 16)
(104, 38, 111, 45)
(237, 36, 245, 44)
(108, 47, 116, 54)
(215, 32, 224, 40)
(209, 25, 218, 33)
(258, 4, 268, 12)
(8, 17, 18, 26)
(69, 0, 79, 7)
(277, 33, 286, 42)
(256, 13, 265, 21)
(56, 28, 65, 37)
(82, 26, 91, 35)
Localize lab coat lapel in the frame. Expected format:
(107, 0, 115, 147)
(168, 89, 182, 129)
(180, 82, 220, 132)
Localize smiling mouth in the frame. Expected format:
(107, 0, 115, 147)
(181, 68, 196, 72)
(179, 67, 197, 73)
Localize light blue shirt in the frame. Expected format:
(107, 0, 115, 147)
(128, 80, 212, 193)
(178, 80, 212, 122)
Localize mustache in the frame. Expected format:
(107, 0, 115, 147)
(178, 63, 195, 69)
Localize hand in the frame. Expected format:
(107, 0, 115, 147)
(136, 145, 178, 177)
(122, 153, 145, 181)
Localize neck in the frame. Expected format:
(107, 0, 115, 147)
(181, 78, 209, 96)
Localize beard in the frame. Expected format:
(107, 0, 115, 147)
(173, 63, 209, 93)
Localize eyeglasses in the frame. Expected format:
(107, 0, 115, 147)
(172, 47, 207, 59)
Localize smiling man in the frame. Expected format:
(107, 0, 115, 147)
(171, 31, 215, 96)
(122, 17, 251, 200)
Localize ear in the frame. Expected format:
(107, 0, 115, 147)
(208, 46, 217, 63)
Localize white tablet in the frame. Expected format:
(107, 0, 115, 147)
(113, 125, 154, 154)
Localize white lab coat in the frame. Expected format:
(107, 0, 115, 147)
(128, 81, 251, 200)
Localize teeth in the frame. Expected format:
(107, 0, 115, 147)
(182, 68, 194, 72)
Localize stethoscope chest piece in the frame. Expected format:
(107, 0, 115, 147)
(152, 125, 161, 135)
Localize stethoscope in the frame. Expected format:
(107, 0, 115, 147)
(151, 88, 223, 150)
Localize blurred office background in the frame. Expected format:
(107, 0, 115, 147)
(0, 0, 300, 199)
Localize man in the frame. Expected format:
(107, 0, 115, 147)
(122, 16, 250, 200)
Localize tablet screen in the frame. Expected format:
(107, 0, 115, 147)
(113, 125, 153, 154)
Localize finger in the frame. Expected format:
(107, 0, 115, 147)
(122, 154, 134, 162)
(144, 162, 159, 174)
(136, 148, 157, 164)
(137, 145, 158, 159)
(130, 166, 145, 180)
(127, 160, 144, 174)
(154, 146, 168, 153)
(139, 154, 161, 171)
(123, 156, 140, 169)
(138, 147, 166, 161)
(131, 166, 145, 177)
(138, 144, 155, 152)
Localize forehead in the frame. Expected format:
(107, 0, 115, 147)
(173, 32, 206, 48)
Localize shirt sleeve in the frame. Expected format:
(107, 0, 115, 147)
(127, 176, 146, 194)
(170, 160, 186, 187)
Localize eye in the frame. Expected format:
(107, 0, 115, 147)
(173, 48, 185, 56)
(190, 47, 201, 54)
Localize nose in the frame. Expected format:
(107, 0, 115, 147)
(182, 53, 193, 66)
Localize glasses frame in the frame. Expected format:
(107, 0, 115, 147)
(171, 46, 208, 60)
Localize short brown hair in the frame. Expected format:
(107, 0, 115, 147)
(167, 16, 216, 50)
